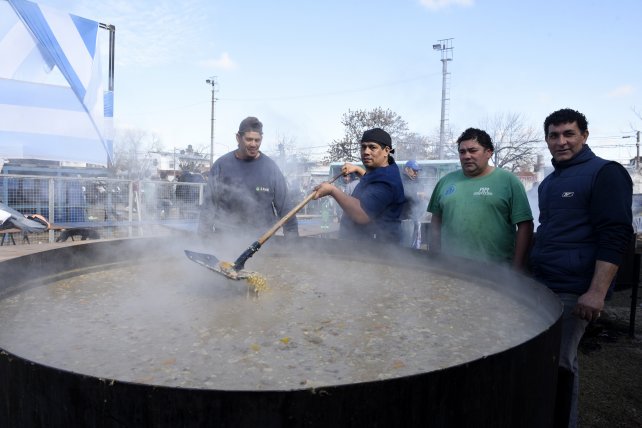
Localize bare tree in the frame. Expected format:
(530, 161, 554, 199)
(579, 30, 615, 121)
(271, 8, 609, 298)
(434, 126, 459, 160)
(178, 144, 210, 173)
(631, 107, 642, 137)
(112, 128, 163, 179)
(478, 113, 541, 172)
(272, 133, 297, 162)
(270, 133, 311, 177)
(395, 132, 437, 160)
(270, 133, 311, 163)
(326, 108, 410, 162)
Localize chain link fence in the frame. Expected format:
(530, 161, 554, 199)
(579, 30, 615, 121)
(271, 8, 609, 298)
(0, 175, 205, 244)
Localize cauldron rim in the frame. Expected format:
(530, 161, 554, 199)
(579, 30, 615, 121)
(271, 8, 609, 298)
(0, 236, 563, 427)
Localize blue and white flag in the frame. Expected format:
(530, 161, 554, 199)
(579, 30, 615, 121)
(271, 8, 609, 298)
(0, 0, 113, 166)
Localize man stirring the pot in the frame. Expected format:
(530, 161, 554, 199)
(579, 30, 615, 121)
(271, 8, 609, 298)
(313, 128, 405, 243)
(198, 116, 298, 238)
(530, 108, 633, 428)
(427, 127, 533, 270)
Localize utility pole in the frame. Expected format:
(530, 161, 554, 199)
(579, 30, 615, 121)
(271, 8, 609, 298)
(635, 131, 640, 171)
(623, 131, 641, 169)
(172, 148, 177, 178)
(205, 77, 218, 167)
(432, 38, 453, 159)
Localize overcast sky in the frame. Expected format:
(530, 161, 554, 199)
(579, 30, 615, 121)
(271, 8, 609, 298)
(41, 0, 642, 163)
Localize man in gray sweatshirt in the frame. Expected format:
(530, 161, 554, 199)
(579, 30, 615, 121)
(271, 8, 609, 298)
(198, 116, 298, 238)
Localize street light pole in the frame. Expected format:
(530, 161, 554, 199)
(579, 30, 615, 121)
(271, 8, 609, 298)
(205, 77, 218, 167)
(432, 39, 453, 160)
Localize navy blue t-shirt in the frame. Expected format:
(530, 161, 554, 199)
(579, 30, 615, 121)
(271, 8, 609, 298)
(339, 161, 405, 243)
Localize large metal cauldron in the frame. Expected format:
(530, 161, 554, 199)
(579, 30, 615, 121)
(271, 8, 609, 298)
(0, 236, 562, 427)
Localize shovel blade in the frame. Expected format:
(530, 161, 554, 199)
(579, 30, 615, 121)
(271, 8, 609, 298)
(184, 249, 251, 280)
(185, 249, 220, 266)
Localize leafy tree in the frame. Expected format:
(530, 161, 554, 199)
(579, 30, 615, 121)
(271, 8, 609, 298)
(326, 107, 411, 162)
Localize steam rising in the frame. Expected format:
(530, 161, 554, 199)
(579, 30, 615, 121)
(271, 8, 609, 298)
(202, 178, 298, 236)
(0, 237, 559, 390)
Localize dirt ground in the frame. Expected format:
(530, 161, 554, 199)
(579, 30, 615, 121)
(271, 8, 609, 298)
(578, 286, 642, 427)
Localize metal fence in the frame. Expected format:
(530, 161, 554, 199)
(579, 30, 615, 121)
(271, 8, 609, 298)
(0, 174, 205, 243)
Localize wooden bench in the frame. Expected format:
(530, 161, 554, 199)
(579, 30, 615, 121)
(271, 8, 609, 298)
(1, 219, 200, 245)
(50, 221, 147, 242)
(1, 224, 67, 245)
(55, 227, 101, 242)
(0, 228, 30, 245)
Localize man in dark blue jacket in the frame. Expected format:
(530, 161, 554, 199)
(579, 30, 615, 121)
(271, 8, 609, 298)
(313, 128, 405, 244)
(530, 108, 633, 428)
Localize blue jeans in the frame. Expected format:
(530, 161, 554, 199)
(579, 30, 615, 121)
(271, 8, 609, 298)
(400, 219, 421, 249)
(557, 293, 589, 428)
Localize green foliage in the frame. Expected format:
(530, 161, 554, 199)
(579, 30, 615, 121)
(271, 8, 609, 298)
(326, 107, 413, 162)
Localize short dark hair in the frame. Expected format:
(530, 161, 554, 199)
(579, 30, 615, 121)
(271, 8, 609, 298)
(238, 116, 263, 135)
(543, 108, 588, 135)
(456, 128, 494, 151)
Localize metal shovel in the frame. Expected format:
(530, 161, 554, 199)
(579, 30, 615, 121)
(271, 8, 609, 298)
(185, 172, 343, 281)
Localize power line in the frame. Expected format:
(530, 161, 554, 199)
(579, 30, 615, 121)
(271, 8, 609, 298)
(118, 74, 440, 118)
(588, 135, 634, 140)
(591, 144, 638, 148)
(220, 74, 439, 102)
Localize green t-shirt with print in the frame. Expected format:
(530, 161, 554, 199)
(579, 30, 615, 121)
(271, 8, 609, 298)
(427, 168, 533, 264)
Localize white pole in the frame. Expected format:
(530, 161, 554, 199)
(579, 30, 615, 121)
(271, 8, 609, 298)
(206, 77, 218, 167)
(433, 39, 453, 160)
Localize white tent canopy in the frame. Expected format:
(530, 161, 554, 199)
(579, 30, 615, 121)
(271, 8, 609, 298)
(0, 0, 113, 166)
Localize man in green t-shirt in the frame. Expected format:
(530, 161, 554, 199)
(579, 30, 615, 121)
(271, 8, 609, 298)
(427, 128, 533, 270)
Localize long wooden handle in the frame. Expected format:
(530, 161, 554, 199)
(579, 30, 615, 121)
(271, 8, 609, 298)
(256, 173, 343, 245)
